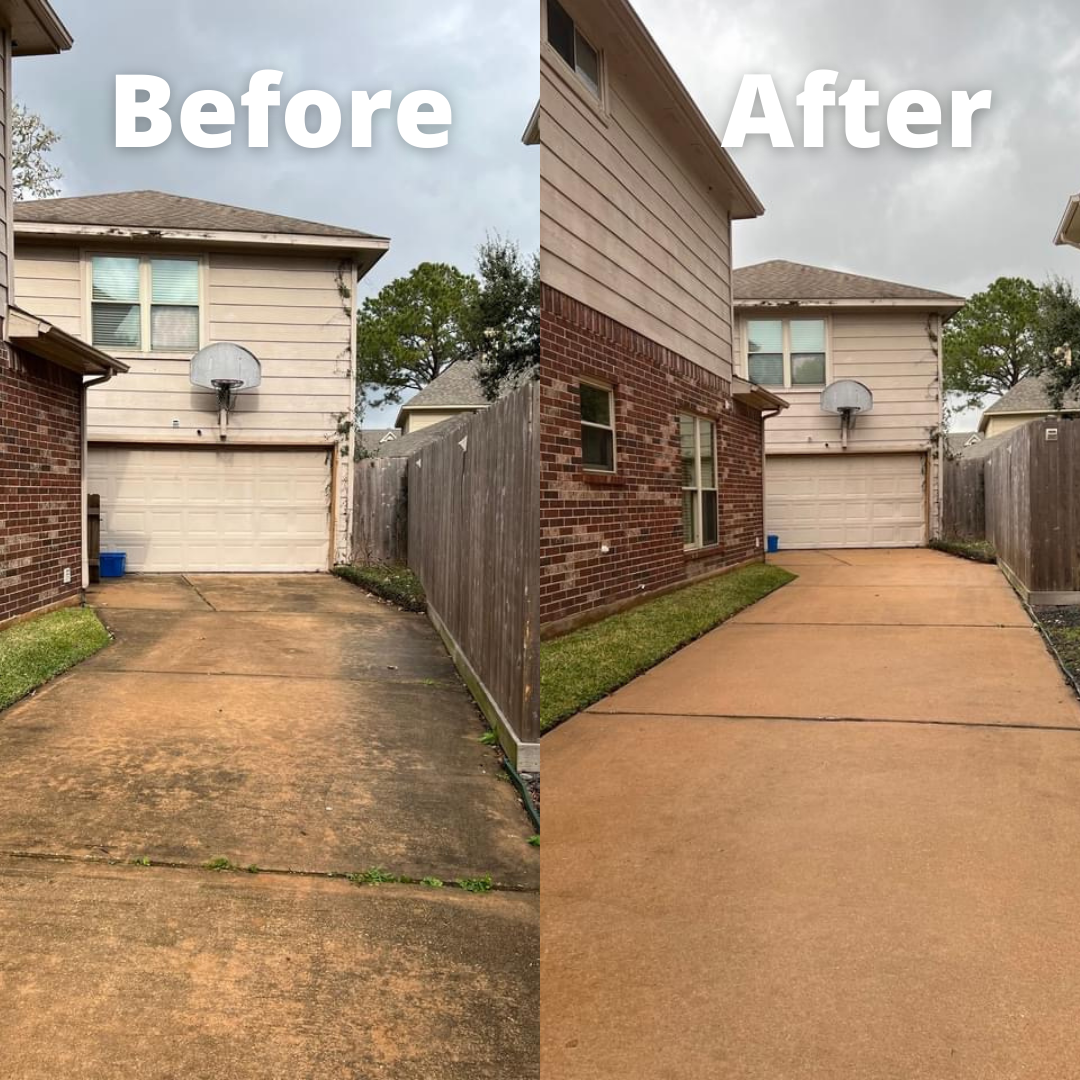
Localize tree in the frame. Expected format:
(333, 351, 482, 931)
(468, 236, 539, 401)
(1033, 276, 1080, 408)
(12, 103, 61, 200)
(943, 276, 1041, 408)
(355, 262, 479, 410)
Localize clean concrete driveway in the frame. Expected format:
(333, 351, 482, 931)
(543, 549, 1080, 1079)
(0, 574, 537, 1079)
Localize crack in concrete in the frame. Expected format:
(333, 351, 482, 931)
(179, 576, 217, 611)
(587, 710, 1080, 734)
(0, 849, 538, 894)
(77, 667, 462, 689)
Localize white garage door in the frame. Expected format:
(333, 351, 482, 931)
(89, 447, 331, 572)
(767, 453, 926, 549)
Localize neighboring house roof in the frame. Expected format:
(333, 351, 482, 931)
(733, 260, 965, 310)
(945, 432, 982, 458)
(1055, 192, 1080, 248)
(978, 374, 1080, 433)
(394, 359, 491, 428)
(13, 191, 390, 264)
(7, 305, 128, 377)
(358, 428, 401, 454)
(377, 416, 473, 458)
(5, 0, 73, 56)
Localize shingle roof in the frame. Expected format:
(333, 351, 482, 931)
(357, 428, 401, 454)
(377, 416, 473, 458)
(982, 373, 1080, 417)
(399, 359, 490, 411)
(733, 260, 964, 304)
(14, 190, 385, 240)
(946, 432, 982, 457)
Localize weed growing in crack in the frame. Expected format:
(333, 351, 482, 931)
(348, 867, 400, 885)
(456, 875, 493, 894)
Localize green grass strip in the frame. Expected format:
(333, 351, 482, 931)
(929, 537, 996, 564)
(0, 607, 110, 710)
(540, 562, 795, 731)
(333, 563, 426, 612)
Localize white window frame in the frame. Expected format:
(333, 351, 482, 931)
(542, 0, 607, 112)
(680, 414, 718, 551)
(743, 315, 831, 391)
(84, 251, 208, 356)
(580, 379, 616, 473)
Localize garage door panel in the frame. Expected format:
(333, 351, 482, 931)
(89, 448, 331, 572)
(767, 454, 926, 549)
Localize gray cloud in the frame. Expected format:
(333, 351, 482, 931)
(14, 1, 538, 424)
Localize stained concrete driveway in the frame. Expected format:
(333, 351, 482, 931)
(0, 574, 537, 1079)
(542, 549, 1080, 1079)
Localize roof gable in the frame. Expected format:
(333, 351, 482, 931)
(733, 260, 964, 307)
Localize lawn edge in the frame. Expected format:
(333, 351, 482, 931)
(0, 606, 113, 714)
(540, 563, 796, 735)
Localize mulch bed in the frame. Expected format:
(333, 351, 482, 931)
(1034, 605, 1080, 690)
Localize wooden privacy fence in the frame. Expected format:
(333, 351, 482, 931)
(351, 457, 408, 564)
(351, 383, 540, 769)
(984, 418, 1080, 604)
(941, 457, 986, 540)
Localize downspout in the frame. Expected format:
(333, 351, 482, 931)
(80, 368, 114, 592)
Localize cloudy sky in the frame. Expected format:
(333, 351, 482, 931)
(14, 0, 537, 425)
(633, 0, 1080, 427)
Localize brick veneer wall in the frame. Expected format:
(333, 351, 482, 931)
(0, 344, 83, 626)
(540, 285, 766, 634)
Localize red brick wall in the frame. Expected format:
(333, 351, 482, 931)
(540, 285, 765, 634)
(0, 344, 83, 625)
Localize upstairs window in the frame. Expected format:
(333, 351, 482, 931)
(547, 0, 601, 98)
(580, 381, 615, 472)
(91, 255, 201, 353)
(746, 318, 828, 389)
(680, 414, 718, 550)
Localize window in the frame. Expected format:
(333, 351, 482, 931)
(746, 318, 827, 389)
(580, 381, 615, 472)
(547, 0, 601, 97)
(91, 255, 201, 352)
(680, 414, 718, 549)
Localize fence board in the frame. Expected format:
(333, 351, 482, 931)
(978, 418, 1080, 602)
(941, 457, 985, 540)
(351, 384, 540, 763)
(351, 457, 408, 564)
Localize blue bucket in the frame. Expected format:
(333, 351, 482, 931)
(766, 535, 780, 554)
(99, 552, 127, 578)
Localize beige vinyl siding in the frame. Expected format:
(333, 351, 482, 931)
(12, 242, 357, 562)
(984, 415, 1035, 439)
(13, 244, 82, 333)
(0, 26, 10, 318)
(402, 407, 484, 434)
(540, 47, 734, 379)
(737, 307, 942, 539)
(736, 310, 942, 451)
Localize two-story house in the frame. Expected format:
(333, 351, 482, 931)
(13, 191, 389, 573)
(536, 0, 786, 636)
(732, 261, 964, 548)
(0, 1, 130, 627)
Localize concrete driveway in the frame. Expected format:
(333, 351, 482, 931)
(0, 574, 538, 1079)
(542, 549, 1080, 1079)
